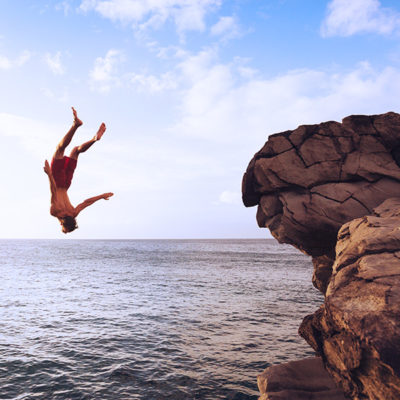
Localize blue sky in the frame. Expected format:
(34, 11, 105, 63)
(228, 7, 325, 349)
(1, 0, 400, 239)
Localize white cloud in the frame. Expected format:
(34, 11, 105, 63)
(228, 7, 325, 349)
(44, 51, 65, 75)
(173, 2, 215, 33)
(321, 0, 400, 37)
(0, 50, 31, 70)
(172, 49, 400, 145)
(0, 55, 11, 69)
(89, 49, 124, 92)
(210, 16, 240, 41)
(129, 71, 177, 92)
(86, 45, 400, 141)
(89, 48, 181, 94)
(79, 0, 221, 33)
(16, 50, 32, 66)
(55, 1, 72, 15)
(40, 87, 69, 102)
(0, 113, 62, 158)
(218, 190, 241, 205)
(152, 44, 187, 60)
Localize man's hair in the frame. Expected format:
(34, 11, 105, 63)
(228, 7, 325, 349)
(61, 216, 78, 233)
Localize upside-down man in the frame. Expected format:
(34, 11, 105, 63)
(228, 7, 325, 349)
(44, 107, 113, 233)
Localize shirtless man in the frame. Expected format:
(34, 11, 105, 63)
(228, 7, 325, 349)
(44, 107, 113, 233)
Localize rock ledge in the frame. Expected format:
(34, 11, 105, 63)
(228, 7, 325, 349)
(257, 357, 346, 400)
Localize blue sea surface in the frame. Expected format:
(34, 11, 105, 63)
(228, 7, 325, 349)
(0, 239, 323, 399)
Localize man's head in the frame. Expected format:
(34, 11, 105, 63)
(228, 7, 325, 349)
(59, 216, 78, 233)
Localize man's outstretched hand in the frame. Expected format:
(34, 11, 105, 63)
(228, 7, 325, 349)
(102, 192, 114, 200)
(44, 160, 51, 175)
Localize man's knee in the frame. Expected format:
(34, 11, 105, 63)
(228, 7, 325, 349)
(69, 146, 80, 159)
(53, 145, 64, 159)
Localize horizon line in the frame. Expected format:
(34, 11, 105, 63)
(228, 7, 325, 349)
(0, 237, 274, 241)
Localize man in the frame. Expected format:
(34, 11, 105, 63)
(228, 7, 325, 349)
(44, 107, 113, 233)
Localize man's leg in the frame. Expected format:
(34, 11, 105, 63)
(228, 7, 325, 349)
(53, 107, 83, 159)
(69, 123, 106, 160)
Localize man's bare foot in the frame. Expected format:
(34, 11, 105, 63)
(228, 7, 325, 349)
(72, 107, 83, 127)
(95, 123, 106, 141)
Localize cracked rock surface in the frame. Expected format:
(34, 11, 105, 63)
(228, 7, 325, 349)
(242, 112, 400, 263)
(299, 198, 400, 400)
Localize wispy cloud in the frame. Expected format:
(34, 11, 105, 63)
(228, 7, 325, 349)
(0, 113, 62, 158)
(40, 87, 69, 103)
(44, 51, 65, 75)
(210, 16, 241, 41)
(218, 190, 241, 205)
(55, 0, 72, 15)
(0, 50, 31, 70)
(17, 50, 32, 66)
(89, 46, 182, 94)
(89, 49, 125, 92)
(321, 0, 400, 37)
(129, 71, 177, 93)
(0, 55, 11, 69)
(79, 0, 221, 33)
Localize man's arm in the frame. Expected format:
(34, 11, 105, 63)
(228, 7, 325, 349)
(44, 160, 57, 201)
(75, 192, 114, 216)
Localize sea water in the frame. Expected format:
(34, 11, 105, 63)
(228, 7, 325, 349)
(0, 239, 323, 399)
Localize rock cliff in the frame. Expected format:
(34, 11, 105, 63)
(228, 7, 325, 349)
(299, 198, 400, 400)
(242, 112, 400, 399)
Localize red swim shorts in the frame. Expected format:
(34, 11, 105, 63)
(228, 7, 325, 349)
(51, 156, 77, 189)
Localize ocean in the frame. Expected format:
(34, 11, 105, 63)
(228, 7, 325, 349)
(0, 239, 323, 400)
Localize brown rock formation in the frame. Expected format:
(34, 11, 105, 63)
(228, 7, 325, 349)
(299, 198, 400, 400)
(257, 357, 347, 400)
(242, 111, 400, 262)
(243, 112, 400, 399)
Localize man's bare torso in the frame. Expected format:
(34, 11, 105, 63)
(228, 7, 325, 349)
(50, 188, 76, 218)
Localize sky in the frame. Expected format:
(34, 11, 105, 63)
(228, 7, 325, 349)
(1, 0, 400, 239)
